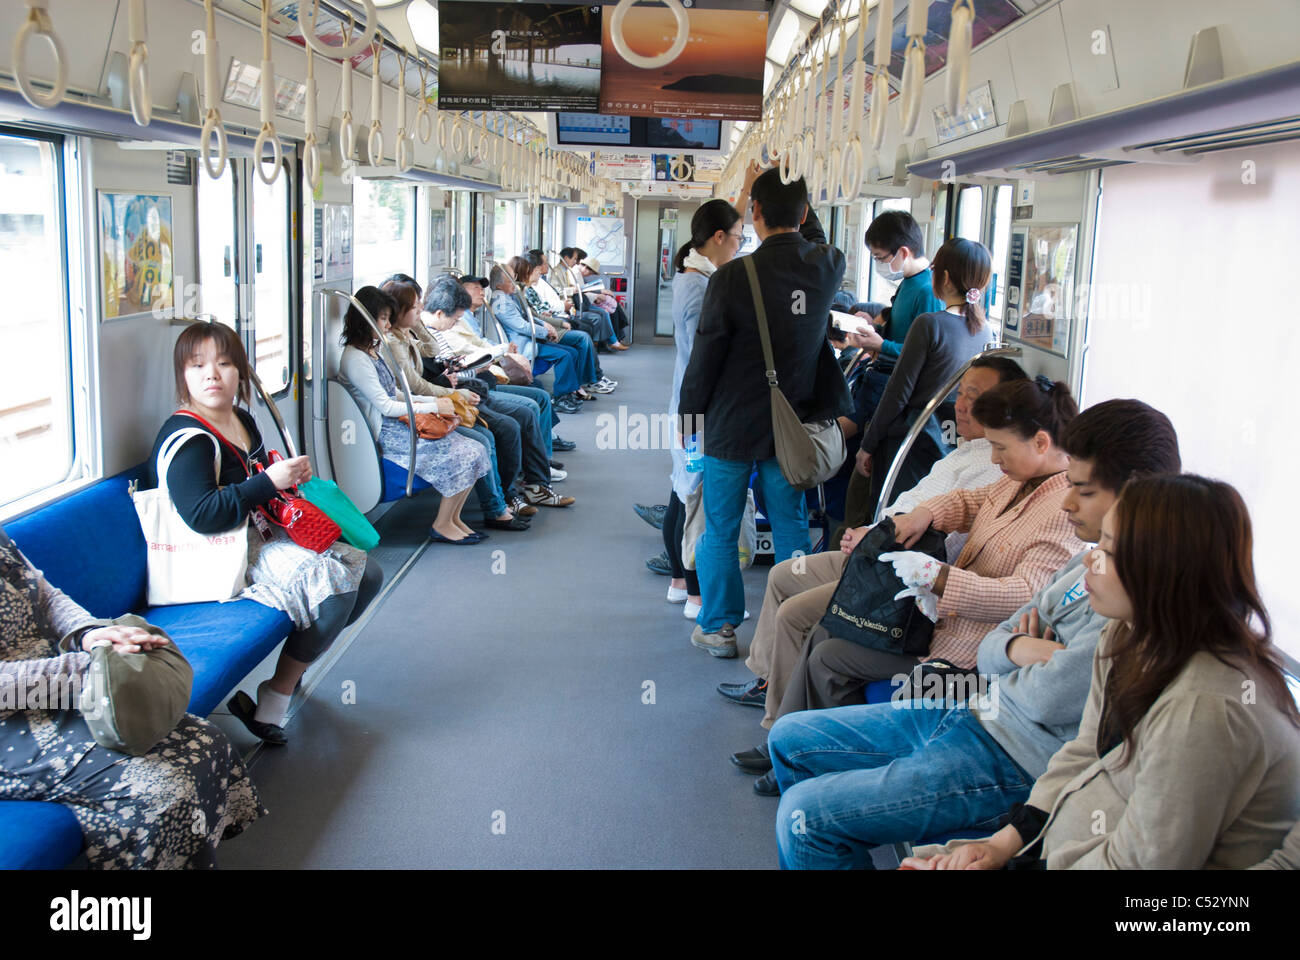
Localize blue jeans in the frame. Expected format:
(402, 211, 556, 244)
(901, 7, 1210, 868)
(456, 424, 506, 518)
(484, 389, 550, 485)
(533, 343, 580, 395)
(498, 383, 558, 442)
(697, 455, 808, 632)
(559, 330, 600, 385)
(770, 704, 1033, 869)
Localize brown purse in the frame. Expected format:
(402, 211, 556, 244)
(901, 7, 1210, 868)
(447, 392, 479, 427)
(500, 352, 534, 386)
(399, 412, 460, 439)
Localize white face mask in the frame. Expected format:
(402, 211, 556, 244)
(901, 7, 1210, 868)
(874, 250, 904, 282)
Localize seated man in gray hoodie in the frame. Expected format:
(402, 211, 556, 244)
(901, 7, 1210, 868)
(769, 398, 1182, 869)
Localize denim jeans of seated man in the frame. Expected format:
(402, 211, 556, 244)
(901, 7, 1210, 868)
(456, 423, 507, 517)
(497, 383, 558, 448)
(697, 455, 809, 633)
(484, 390, 550, 483)
(770, 703, 1033, 870)
(559, 330, 601, 384)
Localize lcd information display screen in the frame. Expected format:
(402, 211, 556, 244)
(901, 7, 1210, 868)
(599, 0, 767, 120)
(556, 114, 722, 150)
(438, 3, 603, 111)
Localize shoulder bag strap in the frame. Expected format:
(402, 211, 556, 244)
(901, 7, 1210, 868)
(173, 409, 251, 477)
(155, 428, 221, 500)
(741, 256, 780, 391)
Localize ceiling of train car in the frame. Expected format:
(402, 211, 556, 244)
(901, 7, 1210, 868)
(215, 0, 1056, 174)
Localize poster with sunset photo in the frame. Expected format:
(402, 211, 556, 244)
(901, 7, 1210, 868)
(599, 0, 767, 121)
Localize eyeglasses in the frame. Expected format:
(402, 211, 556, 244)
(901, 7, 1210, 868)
(872, 250, 898, 263)
(727, 230, 745, 242)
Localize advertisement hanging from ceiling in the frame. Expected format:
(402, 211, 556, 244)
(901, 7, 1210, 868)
(438, 2, 603, 111)
(599, 0, 767, 120)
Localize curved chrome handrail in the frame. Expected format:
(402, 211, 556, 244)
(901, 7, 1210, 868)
(871, 346, 1023, 524)
(315, 288, 418, 498)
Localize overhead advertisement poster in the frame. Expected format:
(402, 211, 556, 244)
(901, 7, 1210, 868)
(599, 0, 767, 120)
(438, 3, 603, 111)
(597, 153, 654, 180)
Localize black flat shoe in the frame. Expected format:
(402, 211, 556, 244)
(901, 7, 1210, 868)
(753, 770, 779, 796)
(429, 530, 483, 545)
(730, 743, 772, 774)
(484, 516, 531, 531)
(228, 690, 287, 746)
(718, 677, 768, 708)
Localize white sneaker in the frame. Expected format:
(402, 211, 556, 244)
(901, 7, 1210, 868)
(684, 603, 748, 620)
(597, 377, 618, 389)
(586, 381, 615, 394)
(666, 585, 688, 603)
(550, 467, 567, 482)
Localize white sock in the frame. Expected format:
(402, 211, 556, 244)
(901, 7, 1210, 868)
(253, 680, 291, 727)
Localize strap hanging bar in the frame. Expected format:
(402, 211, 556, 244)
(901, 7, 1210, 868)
(254, 1, 283, 185)
(14, 0, 69, 110)
(303, 44, 322, 191)
(415, 59, 433, 144)
(869, 0, 894, 150)
(127, 0, 151, 126)
(842, 0, 868, 202)
(336, 9, 357, 161)
(395, 49, 414, 173)
(200, 0, 228, 178)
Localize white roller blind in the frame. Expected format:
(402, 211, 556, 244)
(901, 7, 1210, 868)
(1083, 140, 1300, 657)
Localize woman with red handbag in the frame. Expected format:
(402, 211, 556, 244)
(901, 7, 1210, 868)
(146, 322, 383, 746)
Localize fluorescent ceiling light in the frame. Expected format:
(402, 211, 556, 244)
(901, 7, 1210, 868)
(768, 9, 802, 66)
(373, 0, 407, 7)
(788, 0, 831, 17)
(407, 0, 437, 52)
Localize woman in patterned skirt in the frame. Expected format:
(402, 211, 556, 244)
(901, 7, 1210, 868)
(0, 528, 264, 868)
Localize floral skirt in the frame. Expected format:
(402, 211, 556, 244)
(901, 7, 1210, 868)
(240, 525, 368, 631)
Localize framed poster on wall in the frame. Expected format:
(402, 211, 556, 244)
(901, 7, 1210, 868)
(1011, 223, 1078, 357)
(323, 203, 353, 282)
(429, 208, 448, 271)
(97, 191, 174, 321)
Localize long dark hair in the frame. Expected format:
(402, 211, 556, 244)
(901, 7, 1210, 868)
(930, 238, 991, 334)
(1099, 475, 1300, 766)
(674, 199, 741, 273)
(341, 285, 395, 348)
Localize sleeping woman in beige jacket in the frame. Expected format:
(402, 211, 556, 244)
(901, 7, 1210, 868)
(904, 475, 1300, 870)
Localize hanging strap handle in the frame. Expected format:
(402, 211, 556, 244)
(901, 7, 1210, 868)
(741, 256, 779, 390)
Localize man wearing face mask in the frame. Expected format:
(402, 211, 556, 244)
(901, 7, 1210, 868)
(835, 212, 946, 541)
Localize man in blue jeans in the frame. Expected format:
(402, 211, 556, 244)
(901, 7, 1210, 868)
(768, 399, 1181, 868)
(678, 169, 851, 658)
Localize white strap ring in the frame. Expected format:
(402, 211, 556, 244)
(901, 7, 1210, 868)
(302, 0, 378, 61)
(255, 124, 283, 184)
(201, 111, 228, 179)
(13, 9, 69, 110)
(610, 0, 689, 70)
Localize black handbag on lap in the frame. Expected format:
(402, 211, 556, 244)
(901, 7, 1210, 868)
(819, 517, 948, 656)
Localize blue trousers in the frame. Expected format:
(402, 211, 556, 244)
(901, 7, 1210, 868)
(533, 343, 581, 395)
(497, 383, 558, 438)
(559, 330, 600, 385)
(770, 703, 1033, 869)
(697, 455, 808, 632)
(484, 389, 550, 485)
(456, 423, 506, 518)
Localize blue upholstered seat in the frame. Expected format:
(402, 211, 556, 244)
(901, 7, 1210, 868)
(1, 466, 294, 868)
(380, 455, 432, 503)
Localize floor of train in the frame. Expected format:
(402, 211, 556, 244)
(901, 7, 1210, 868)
(210, 343, 814, 869)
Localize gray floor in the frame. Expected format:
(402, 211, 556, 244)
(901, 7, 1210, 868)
(216, 344, 786, 869)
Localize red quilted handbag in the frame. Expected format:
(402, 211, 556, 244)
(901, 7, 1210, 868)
(254, 451, 341, 553)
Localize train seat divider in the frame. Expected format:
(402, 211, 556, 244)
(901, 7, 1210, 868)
(1, 464, 294, 869)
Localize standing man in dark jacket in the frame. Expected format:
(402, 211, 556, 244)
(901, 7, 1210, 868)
(678, 170, 852, 658)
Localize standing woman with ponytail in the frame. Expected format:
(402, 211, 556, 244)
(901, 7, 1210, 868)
(854, 238, 997, 523)
(661, 190, 751, 615)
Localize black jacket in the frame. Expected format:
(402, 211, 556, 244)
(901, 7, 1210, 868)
(146, 409, 277, 535)
(678, 211, 852, 461)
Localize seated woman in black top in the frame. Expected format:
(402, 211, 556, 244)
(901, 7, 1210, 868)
(147, 322, 382, 745)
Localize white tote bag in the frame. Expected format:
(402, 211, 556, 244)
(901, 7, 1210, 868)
(132, 428, 249, 606)
(682, 487, 757, 572)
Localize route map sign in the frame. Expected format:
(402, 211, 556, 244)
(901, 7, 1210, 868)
(576, 216, 626, 270)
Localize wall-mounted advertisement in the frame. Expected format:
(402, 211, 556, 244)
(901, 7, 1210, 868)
(599, 0, 767, 120)
(97, 192, 173, 321)
(597, 152, 654, 180)
(932, 81, 997, 145)
(1012, 223, 1078, 357)
(438, 2, 603, 111)
(885, 0, 1024, 83)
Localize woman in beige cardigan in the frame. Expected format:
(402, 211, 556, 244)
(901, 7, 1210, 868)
(904, 475, 1300, 869)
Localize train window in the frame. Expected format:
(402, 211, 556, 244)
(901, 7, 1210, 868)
(196, 163, 239, 329)
(491, 199, 522, 263)
(353, 178, 416, 288)
(0, 133, 75, 508)
(933, 186, 950, 249)
(955, 185, 984, 241)
(252, 164, 291, 394)
(987, 183, 1013, 332)
(450, 190, 474, 274)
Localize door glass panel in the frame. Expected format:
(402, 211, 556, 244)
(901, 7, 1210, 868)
(987, 184, 1013, 336)
(933, 187, 950, 249)
(354, 178, 415, 288)
(197, 162, 238, 328)
(493, 199, 519, 262)
(0, 134, 72, 505)
(955, 185, 983, 241)
(252, 164, 291, 393)
(867, 198, 912, 303)
(656, 213, 678, 337)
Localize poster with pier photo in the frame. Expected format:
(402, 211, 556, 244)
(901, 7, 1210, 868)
(437, 2, 603, 111)
(599, 0, 767, 120)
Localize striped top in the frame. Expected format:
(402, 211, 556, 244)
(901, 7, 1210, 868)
(919, 472, 1085, 667)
